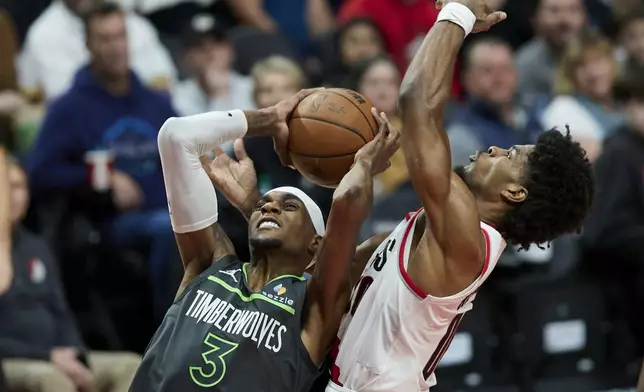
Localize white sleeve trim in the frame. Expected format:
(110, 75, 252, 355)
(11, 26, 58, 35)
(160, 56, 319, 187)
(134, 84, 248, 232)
(157, 109, 248, 233)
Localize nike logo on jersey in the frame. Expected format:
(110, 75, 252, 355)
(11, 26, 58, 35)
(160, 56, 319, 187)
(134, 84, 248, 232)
(219, 269, 242, 283)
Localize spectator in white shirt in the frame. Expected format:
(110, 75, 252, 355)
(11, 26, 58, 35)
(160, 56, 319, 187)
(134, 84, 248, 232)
(172, 15, 254, 116)
(18, 0, 176, 101)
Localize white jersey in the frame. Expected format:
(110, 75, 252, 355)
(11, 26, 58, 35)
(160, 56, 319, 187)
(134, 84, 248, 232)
(326, 209, 506, 392)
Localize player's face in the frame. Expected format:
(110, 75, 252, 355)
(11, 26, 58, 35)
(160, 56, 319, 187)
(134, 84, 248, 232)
(87, 12, 129, 78)
(248, 192, 318, 255)
(463, 145, 534, 205)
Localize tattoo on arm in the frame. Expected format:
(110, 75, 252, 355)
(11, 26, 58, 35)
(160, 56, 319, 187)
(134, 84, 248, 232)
(243, 110, 277, 137)
(212, 222, 236, 262)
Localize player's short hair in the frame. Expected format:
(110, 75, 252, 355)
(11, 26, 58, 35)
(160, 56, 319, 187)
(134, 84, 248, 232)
(497, 128, 594, 250)
(82, 2, 123, 36)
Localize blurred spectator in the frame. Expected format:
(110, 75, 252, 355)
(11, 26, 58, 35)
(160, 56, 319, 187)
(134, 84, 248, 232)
(172, 15, 254, 116)
(515, 0, 586, 106)
(0, 9, 22, 152)
(618, 10, 644, 80)
(323, 18, 386, 87)
(227, 0, 335, 57)
(347, 55, 406, 196)
(0, 159, 141, 392)
(0, 148, 12, 295)
(18, 0, 177, 101)
(337, 0, 438, 73)
(26, 3, 179, 315)
(447, 38, 541, 168)
(583, 73, 644, 355)
(541, 33, 624, 162)
(245, 56, 315, 192)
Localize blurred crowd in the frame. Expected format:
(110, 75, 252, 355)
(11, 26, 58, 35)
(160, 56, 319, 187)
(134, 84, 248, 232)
(1, 0, 644, 391)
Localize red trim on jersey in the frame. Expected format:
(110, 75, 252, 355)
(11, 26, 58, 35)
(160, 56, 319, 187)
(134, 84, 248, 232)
(398, 210, 427, 299)
(330, 337, 343, 386)
(423, 312, 465, 378)
(480, 226, 492, 276)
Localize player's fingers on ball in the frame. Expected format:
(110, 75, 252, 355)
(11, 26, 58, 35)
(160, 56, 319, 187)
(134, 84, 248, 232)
(233, 139, 248, 160)
(213, 145, 226, 157)
(296, 87, 324, 102)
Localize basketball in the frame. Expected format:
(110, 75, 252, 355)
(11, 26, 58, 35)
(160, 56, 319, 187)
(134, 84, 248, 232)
(287, 88, 378, 188)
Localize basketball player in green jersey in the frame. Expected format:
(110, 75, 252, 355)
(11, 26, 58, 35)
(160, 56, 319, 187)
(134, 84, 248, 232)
(129, 90, 400, 392)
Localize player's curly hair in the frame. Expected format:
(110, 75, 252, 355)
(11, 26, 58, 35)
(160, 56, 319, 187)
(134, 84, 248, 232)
(497, 127, 594, 250)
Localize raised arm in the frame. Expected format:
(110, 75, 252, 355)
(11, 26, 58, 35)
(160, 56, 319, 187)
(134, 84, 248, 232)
(157, 90, 315, 287)
(398, 0, 504, 241)
(303, 110, 400, 364)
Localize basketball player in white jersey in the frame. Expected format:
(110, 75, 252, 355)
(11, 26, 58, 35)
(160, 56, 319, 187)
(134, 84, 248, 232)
(326, 0, 595, 391)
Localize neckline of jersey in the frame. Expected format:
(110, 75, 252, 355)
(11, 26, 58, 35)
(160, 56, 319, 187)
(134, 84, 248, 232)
(241, 262, 306, 293)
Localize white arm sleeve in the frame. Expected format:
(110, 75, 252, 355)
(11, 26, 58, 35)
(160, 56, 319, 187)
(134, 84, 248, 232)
(157, 109, 248, 233)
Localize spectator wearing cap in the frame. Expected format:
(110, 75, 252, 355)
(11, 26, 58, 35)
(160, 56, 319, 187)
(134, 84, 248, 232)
(27, 3, 180, 316)
(18, 0, 176, 101)
(172, 15, 254, 116)
(228, 0, 335, 57)
(0, 157, 141, 392)
(515, 0, 586, 107)
(584, 73, 644, 358)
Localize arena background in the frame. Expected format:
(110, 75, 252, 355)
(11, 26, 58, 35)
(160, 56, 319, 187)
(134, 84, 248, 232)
(0, 0, 643, 391)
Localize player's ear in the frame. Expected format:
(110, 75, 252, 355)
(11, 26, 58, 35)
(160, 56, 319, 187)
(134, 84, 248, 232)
(307, 235, 322, 256)
(501, 183, 528, 204)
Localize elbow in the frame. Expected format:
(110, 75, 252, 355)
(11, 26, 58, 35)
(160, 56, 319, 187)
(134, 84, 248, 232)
(331, 183, 372, 214)
(157, 117, 184, 153)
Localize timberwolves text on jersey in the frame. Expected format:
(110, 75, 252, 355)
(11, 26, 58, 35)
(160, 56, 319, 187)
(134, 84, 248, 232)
(130, 257, 320, 392)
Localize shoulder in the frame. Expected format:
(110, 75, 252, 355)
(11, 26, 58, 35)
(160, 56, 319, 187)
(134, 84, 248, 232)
(542, 96, 586, 122)
(515, 40, 542, 64)
(13, 227, 54, 260)
(142, 88, 176, 114)
(43, 92, 81, 118)
(125, 12, 159, 39)
(25, 5, 60, 42)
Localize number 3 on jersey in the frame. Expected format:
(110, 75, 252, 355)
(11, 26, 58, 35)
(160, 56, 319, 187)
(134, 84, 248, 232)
(349, 239, 396, 315)
(189, 333, 238, 387)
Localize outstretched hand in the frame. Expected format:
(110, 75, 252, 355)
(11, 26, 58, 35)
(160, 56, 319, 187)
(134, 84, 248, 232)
(267, 88, 324, 167)
(354, 108, 401, 175)
(201, 139, 260, 216)
(438, 0, 507, 33)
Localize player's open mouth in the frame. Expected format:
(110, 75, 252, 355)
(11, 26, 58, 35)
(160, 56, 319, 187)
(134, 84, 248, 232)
(469, 152, 481, 162)
(257, 217, 281, 230)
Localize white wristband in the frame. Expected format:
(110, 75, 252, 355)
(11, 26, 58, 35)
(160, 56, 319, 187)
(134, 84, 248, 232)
(436, 3, 476, 37)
